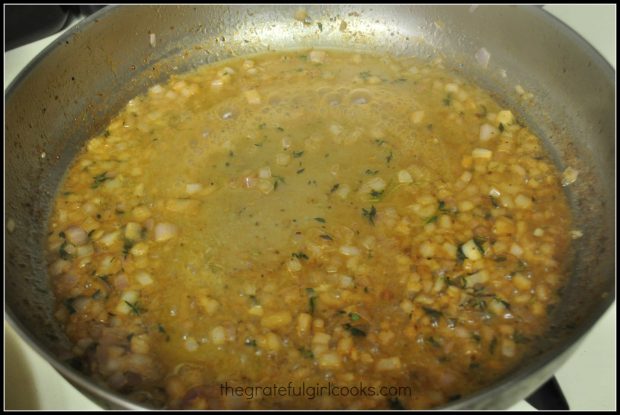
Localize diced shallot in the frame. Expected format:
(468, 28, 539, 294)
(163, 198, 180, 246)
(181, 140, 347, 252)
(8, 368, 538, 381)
(154, 223, 178, 242)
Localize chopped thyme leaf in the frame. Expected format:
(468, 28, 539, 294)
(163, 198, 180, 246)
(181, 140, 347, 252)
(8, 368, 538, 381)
(370, 190, 384, 200)
(362, 205, 377, 225)
(343, 323, 366, 337)
(91, 171, 111, 189)
(438, 200, 449, 213)
(349, 312, 361, 321)
(427, 336, 441, 348)
(306, 288, 317, 314)
(473, 236, 486, 253)
(457, 243, 467, 262)
(425, 215, 438, 224)
(422, 307, 443, 320)
(314, 217, 326, 223)
(489, 195, 500, 208)
(122, 238, 134, 257)
(125, 301, 142, 315)
(299, 347, 314, 359)
(292, 251, 309, 260)
(292, 150, 304, 158)
(59, 241, 72, 260)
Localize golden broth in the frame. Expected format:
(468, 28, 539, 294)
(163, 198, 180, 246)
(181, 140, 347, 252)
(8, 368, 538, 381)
(46, 50, 572, 409)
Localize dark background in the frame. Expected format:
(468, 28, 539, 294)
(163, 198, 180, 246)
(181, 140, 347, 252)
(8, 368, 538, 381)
(5, 5, 106, 51)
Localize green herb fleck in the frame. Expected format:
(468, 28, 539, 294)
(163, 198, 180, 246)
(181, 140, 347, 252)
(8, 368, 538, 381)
(386, 151, 393, 164)
(489, 337, 498, 354)
(422, 307, 443, 320)
(427, 336, 441, 348)
(359, 71, 371, 80)
(445, 275, 467, 289)
(343, 323, 366, 337)
(299, 347, 314, 359)
(97, 274, 110, 284)
(490, 195, 500, 208)
(91, 171, 111, 189)
(443, 94, 452, 106)
(296, 168, 305, 174)
(349, 312, 361, 321)
(473, 236, 486, 253)
(365, 169, 379, 175)
(293, 150, 304, 158)
(245, 338, 257, 347)
(317, 22, 323, 31)
(103, 129, 110, 137)
(499, 123, 505, 132)
(125, 301, 142, 315)
(122, 238, 134, 257)
(292, 251, 309, 260)
(314, 217, 326, 223)
(59, 241, 72, 260)
(425, 215, 438, 224)
(330, 183, 340, 193)
(438, 200, 449, 213)
(63, 298, 77, 314)
(468, 296, 487, 311)
(306, 288, 317, 314)
(320, 234, 333, 241)
(362, 205, 377, 225)
(369, 190, 385, 201)
(457, 243, 467, 262)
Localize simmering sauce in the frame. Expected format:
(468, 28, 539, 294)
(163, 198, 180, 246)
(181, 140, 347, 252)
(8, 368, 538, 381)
(46, 50, 572, 409)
